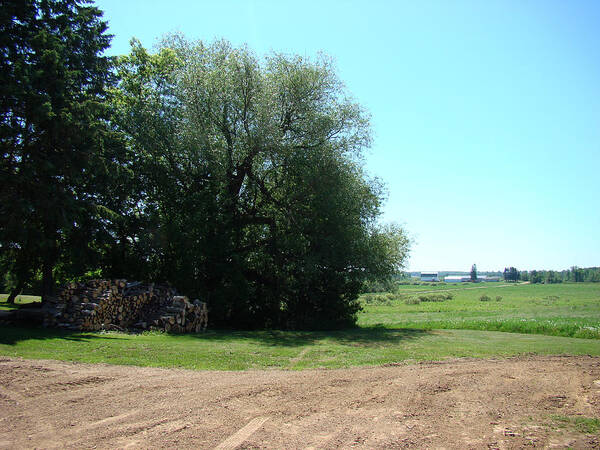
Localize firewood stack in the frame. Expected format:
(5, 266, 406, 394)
(43, 279, 208, 333)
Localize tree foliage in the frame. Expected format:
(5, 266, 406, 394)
(524, 267, 600, 284)
(0, 0, 116, 302)
(503, 267, 519, 282)
(1, 1, 409, 329)
(470, 264, 477, 282)
(111, 37, 409, 329)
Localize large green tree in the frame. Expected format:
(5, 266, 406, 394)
(114, 37, 409, 329)
(0, 0, 115, 302)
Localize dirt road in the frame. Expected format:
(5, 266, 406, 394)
(1, 355, 599, 449)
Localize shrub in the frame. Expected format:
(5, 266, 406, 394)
(404, 297, 421, 305)
(362, 293, 397, 306)
(479, 294, 491, 302)
(417, 293, 453, 302)
(495, 296, 502, 302)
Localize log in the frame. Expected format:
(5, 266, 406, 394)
(44, 279, 208, 333)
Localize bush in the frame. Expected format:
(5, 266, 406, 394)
(479, 294, 491, 302)
(495, 296, 502, 302)
(417, 292, 453, 302)
(404, 297, 421, 305)
(362, 293, 396, 306)
(362, 293, 375, 304)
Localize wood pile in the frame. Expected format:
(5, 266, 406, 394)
(43, 279, 208, 333)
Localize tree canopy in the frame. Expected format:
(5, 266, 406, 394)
(0, 0, 116, 303)
(110, 37, 409, 328)
(1, 0, 410, 329)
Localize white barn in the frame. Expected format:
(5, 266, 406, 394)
(420, 272, 439, 282)
(444, 275, 471, 283)
(444, 275, 501, 283)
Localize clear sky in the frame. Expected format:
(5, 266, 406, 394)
(95, 0, 600, 272)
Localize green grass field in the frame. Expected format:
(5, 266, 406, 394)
(1, 326, 598, 371)
(359, 282, 600, 339)
(0, 282, 598, 370)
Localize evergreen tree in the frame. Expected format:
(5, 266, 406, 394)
(0, 0, 114, 302)
(470, 264, 477, 282)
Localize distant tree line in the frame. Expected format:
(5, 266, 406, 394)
(0, 0, 410, 329)
(503, 267, 519, 282)
(520, 267, 600, 284)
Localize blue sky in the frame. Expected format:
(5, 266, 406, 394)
(95, 0, 600, 272)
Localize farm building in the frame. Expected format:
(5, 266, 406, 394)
(420, 272, 439, 282)
(444, 275, 471, 283)
(444, 275, 501, 283)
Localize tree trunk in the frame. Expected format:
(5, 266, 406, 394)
(6, 280, 24, 304)
(41, 259, 54, 305)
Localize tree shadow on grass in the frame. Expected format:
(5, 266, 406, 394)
(0, 300, 42, 311)
(0, 325, 127, 346)
(0, 303, 22, 311)
(185, 326, 431, 348)
(0, 324, 431, 349)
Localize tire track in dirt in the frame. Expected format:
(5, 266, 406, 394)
(1, 355, 599, 449)
(215, 416, 269, 449)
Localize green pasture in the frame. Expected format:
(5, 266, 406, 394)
(395, 281, 505, 291)
(359, 282, 600, 339)
(0, 282, 598, 370)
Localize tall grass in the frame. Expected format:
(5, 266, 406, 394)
(359, 283, 600, 339)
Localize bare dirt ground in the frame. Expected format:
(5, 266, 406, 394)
(1, 355, 599, 449)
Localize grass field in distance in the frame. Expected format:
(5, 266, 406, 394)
(359, 282, 600, 339)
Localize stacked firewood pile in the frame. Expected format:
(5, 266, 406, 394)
(43, 279, 208, 333)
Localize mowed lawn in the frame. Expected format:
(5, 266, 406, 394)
(1, 326, 599, 371)
(0, 283, 598, 370)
